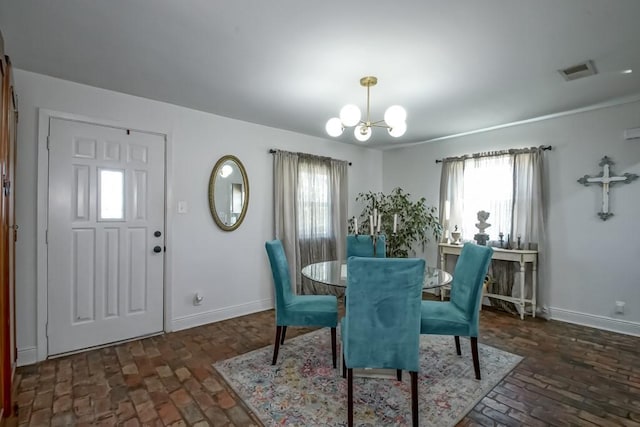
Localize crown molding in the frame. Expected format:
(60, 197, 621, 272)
(383, 93, 640, 151)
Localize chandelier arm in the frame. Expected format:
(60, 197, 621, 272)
(369, 120, 389, 127)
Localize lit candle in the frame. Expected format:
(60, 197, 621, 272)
(377, 214, 381, 232)
(369, 215, 374, 235)
(393, 214, 397, 233)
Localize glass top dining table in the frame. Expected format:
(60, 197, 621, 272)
(301, 260, 453, 290)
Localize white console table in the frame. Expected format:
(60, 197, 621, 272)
(438, 243, 537, 320)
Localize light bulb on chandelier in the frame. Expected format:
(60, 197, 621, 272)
(326, 76, 406, 142)
(354, 124, 371, 142)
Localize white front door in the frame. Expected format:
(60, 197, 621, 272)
(47, 118, 165, 356)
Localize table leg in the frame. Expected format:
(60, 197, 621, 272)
(440, 249, 446, 301)
(532, 259, 537, 318)
(519, 260, 525, 320)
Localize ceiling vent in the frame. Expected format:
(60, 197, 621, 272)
(558, 60, 597, 81)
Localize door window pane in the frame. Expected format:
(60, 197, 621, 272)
(99, 169, 124, 220)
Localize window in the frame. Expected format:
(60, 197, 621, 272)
(460, 155, 513, 241)
(98, 168, 125, 220)
(273, 149, 348, 295)
(297, 164, 332, 239)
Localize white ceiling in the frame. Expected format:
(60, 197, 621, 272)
(2, 0, 640, 148)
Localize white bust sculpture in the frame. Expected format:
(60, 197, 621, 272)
(475, 210, 491, 233)
(474, 210, 491, 246)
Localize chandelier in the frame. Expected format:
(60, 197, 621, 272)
(325, 76, 407, 142)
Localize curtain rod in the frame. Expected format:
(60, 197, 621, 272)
(269, 149, 352, 166)
(434, 145, 552, 164)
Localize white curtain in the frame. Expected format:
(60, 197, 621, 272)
(274, 151, 300, 292)
(512, 150, 544, 250)
(438, 158, 464, 245)
(274, 151, 348, 295)
(462, 155, 513, 242)
(510, 149, 545, 312)
(329, 159, 348, 263)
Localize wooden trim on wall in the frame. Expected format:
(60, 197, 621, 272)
(0, 46, 17, 421)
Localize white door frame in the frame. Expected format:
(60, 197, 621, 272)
(36, 109, 174, 362)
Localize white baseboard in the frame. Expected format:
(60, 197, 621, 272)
(17, 346, 38, 367)
(549, 307, 640, 337)
(172, 298, 274, 332)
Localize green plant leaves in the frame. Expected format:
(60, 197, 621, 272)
(349, 188, 442, 257)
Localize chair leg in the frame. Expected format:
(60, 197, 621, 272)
(331, 327, 337, 369)
(396, 369, 402, 381)
(280, 326, 287, 345)
(471, 337, 481, 380)
(347, 368, 353, 427)
(454, 336, 461, 355)
(410, 371, 419, 427)
(342, 350, 347, 378)
(272, 326, 283, 365)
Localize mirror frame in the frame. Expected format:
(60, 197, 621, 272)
(208, 155, 250, 231)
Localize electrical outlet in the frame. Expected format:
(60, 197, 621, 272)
(194, 293, 204, 306)
(615, 301, 625, 314)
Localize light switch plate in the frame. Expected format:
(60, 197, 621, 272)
(178, 201, 188, 214)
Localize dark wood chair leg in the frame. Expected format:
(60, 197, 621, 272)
(411, 371, 418, 427)
(331, 327, 337, 368)
(471, 337, 481, 380)
(272, 326, 282, 365)
(454, 336, 461, 355)
(342, 350, 347, 378)
(347, 368, 353, 427)
(280, 326, 287, 345)
(396, 369, 402, 381)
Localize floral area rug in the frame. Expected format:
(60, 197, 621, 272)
(213, 329, 522, 426)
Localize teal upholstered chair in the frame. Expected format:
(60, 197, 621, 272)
(346, 234, 386, 258)
(341, 257, 425, 427)
(265, 240, 338, 367)
(420, 243, 493, 380)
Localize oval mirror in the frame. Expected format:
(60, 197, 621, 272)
(208, 155, 249, 231)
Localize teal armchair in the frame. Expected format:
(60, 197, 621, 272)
(265, 240, 338, 367)
(341, 257, 425, 427)
(420, 243, 493, 379)
(346, 234, 386, 258)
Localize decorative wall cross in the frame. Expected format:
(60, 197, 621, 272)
(578, 156, 638, 220)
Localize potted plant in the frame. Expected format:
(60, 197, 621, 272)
(348, 187, 442, 257)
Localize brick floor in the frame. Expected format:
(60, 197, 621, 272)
(11, 301, 640, 426)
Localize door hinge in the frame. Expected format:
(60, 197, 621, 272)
(45, 229, 48, 244)
(46, 136, 50, 150)
(45, 322, 48, 339)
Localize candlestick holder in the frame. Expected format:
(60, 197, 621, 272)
(371, 231, 380, 256)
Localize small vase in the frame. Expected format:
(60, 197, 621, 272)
(450, 231, 461, 244)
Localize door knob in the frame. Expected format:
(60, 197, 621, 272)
(154, 230, 162, 237)
(153, 246, 162, 253)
